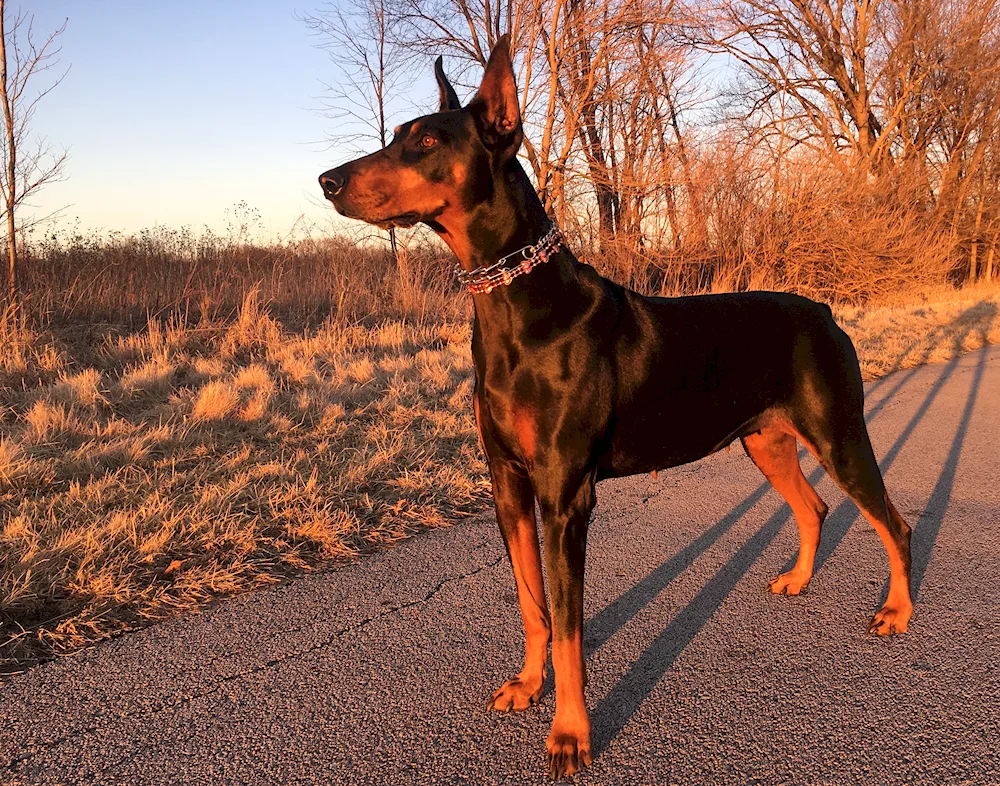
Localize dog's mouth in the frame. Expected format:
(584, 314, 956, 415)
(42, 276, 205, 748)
(374, 212, 421, 229)
(326, 199, 421, 230)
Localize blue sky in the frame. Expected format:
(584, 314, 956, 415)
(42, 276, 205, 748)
(19, 1, 434, 238)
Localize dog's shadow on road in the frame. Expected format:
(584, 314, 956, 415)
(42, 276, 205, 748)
(585, 302, 996, 756)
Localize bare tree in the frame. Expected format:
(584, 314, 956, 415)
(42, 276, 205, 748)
(323, 0, 1000, 294)
(685, 0, 1000, 283)
(389, 0, 695, 252)
(0, 1, 68, 299)
(303, 0, 413, 257)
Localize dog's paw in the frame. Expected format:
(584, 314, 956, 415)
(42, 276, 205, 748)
(868, 603, 911, 635)
(768, 569, 810, 596)
(486, 675, 544, 713)
(546, 728, 592, 780)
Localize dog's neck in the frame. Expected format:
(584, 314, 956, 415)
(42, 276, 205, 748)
(432, 159, 596, 342)
(433, 160, 563, 274)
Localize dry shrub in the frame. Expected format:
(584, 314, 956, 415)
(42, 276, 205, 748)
(191, 380, 242, 421)
(17, 184, 973, 320)
(120, 356, 174, 402)
(592, 148, 956, 303)
(727, 169, 952, 303)
(48, 369, 105, 409)
(0, 303, 65, 386)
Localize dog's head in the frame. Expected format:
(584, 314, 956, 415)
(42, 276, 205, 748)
(318, 35, 522, 231)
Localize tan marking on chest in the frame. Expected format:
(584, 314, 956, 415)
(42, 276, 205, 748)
(512, 408, 538, 461)
(438, 225, 475, 271)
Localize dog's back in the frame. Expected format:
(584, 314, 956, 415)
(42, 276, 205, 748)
(593, 276, 856, 475)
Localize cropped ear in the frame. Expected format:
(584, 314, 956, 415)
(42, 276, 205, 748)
(435, 56, 461, 112)
(468, 35, 522, 163)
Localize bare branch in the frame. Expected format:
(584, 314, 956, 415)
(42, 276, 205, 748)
(0, 2, 69, 298)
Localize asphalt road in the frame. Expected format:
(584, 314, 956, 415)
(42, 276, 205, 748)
(2, 346, 999, 786)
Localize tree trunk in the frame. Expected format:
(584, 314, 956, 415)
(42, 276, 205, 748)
(0, 0, 18, 299)
(566, 0, 618, 245)
(573, 80, 617, 242)
(969, 193, 985, 283)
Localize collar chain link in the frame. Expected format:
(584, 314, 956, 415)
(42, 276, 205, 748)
(455, 223, 564, 295)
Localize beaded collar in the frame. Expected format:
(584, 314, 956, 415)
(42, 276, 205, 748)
(455, 224, 564, 295)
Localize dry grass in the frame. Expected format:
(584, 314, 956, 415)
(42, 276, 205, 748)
(21, 224, 464, 327)
(836, 281, 1000, 379)
(0, 295, 487, 671)
(1, 237, 998, 673)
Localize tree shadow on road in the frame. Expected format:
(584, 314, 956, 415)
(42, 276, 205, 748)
(588, 302, 996, 756)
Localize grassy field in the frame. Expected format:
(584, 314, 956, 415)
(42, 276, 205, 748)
(0, 292, 488, 671)
(1, 232, 998, 674)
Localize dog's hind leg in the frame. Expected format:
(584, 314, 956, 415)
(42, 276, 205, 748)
(791, 397, 913, 635)
(486, 460, 551, 712)
(742, 428, 829, 596)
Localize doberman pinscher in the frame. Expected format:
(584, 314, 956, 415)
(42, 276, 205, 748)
(319, 36, 913, 780)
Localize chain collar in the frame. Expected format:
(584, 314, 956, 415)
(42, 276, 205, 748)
(455, 223, 564, 295)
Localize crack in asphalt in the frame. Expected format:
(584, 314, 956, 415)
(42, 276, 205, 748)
(3, 545, 504, 775)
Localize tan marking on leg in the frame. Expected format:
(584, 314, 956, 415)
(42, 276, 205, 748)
(743, 428, 828, 595)
(771, 419, 912, 633)
(546, 630, 592, 778)
(472, 395, 485, 452)
(489, 515, 551, 712)
(862, 493, 913, 634)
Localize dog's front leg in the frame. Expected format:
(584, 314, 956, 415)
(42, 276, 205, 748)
(486, 459, 551, 713)
(539, 475, 595, 779)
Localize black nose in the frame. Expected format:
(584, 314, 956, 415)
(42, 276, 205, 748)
(319, 169, 348, 197)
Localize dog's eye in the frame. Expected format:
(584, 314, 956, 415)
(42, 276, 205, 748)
(419, 134, 437, 148)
